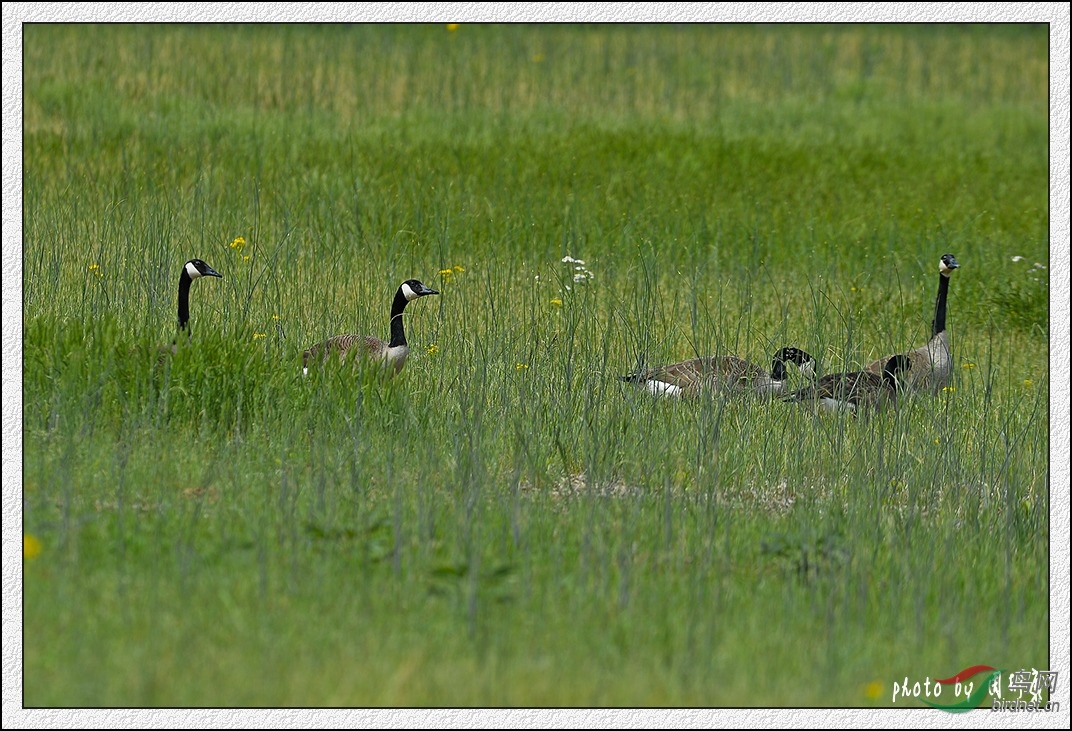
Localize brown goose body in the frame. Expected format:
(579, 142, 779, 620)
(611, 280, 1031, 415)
(302, 279, 438, 376)
(618, 347, 815, 398)
(303, 333, 409, 374)
(866, 254, 959, 394)
(784, 354, 912, 413)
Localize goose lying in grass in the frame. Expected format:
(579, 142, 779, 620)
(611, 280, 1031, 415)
(782, 353, 913, 413)
(618, 346, 816, 398)
(302, 279, 439, 376)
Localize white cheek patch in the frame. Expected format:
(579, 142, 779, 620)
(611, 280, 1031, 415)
(645, 380, 683, 398)
(185, 261, 202, 279)
(401, 282, 418, 301)
(302, 367, 309, 377)
(799, 361, 815, 378)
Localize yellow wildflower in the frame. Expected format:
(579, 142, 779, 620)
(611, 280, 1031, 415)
(242, 255, 251, 263)
(229, 236, 246, 251)
(439, 268, 454, 279)
(426, 344, 439, 355)
(446, 23, 459, 31)
(272, 314, 280, 321)
(452, 265, 465, 273)
(516, 363, 529, 371)
(942, 386, 955, 393)
(863, 681, 884, 700)
(550, 298, 563, 307)
(962, 362, 976, 369)
(1024, 379, 1033, 387)
(89, 263, 103, 277)
(24, 534, 42, 560)
(253, 332, 266, 340)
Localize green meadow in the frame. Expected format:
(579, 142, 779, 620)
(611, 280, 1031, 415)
(21, 24, 1050, 707)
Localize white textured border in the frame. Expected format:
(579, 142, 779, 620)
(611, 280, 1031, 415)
(3, 3, 1068, 729)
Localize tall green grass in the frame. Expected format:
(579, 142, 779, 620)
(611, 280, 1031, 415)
(21, 23, 1050, 707)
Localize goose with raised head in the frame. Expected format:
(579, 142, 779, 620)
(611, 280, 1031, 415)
(164, 258, 222, 354)
(866, 254, 959, 394)
(782, 353, 913, 413)
(302, 279, 439, 376)
(618, 346, 816, 398)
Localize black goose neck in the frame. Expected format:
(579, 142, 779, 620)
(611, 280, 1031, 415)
(177, 270, 193, 331)
(931, 273, 951, 339)
(771, 356, 788, 381)
(388, 286, 411, 348)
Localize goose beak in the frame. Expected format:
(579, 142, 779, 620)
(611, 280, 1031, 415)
(421, 285, 440, 296)
(205, 265, 223, 278)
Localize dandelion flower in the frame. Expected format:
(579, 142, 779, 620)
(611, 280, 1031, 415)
(550, 298, 563, 307)
(426, 344, 439, 355)
(1024, 379, 1033, 387)
(24, 534, 42, 560)
(229, 236, 246, 251)
(253, 332, 266, 340)
(864, 681, 884, 700)
(934, 439, 941, 445)
(446, 23, 459, 31)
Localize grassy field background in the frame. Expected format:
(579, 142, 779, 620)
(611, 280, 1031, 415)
(19, 23, 1051, 707)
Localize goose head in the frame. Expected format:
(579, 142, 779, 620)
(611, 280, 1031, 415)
(882, 353, 913, 390)
(938, 254, 959, 277)
(400, 279, 440, 301)
(771, 346, 816, 381)
(185, 259, 223, 280)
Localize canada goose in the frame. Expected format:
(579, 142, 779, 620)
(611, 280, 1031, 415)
(163, 258, 222, 354)
(302, 279, 439, 376)
(782, 353, 913, 413)
(866, 254, 959, 394)
(617, 346, 816, 398)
